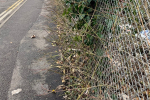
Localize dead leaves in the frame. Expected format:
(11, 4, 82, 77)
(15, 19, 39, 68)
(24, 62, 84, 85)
(56, 85, 66, 90)
(56, 60, 63, 64)
(56, 66, 62, 68)
(62, 79, 65, 83)
(51, 43, 56, 46)
(51, 85, 66, 94)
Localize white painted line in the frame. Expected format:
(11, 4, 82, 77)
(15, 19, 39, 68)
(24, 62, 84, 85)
(0, 0, 27, 28)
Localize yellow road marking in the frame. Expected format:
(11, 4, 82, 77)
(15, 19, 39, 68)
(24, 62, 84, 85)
(0, 0, 22, 17)
(0, 0, 24, 22)
(0, 0, 27, 28)
(10, 0, 24, 11)
(5, 0, 21, 11)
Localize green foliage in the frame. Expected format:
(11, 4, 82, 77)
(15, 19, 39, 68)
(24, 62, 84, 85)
(63, 0, 97, 29)
(63, 0, 121, 47)
(63, 0, 98, 46)
(73, 35, 82, 41)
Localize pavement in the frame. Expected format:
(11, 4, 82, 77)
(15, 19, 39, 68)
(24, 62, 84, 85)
(0, 0, 63, 99)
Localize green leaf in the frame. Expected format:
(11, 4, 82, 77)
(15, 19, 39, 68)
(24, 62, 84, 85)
(97, 33, 104, 38)
(85, 16, 90, 22)
(62, 9, 67, 16)
(78, 36, 82, 41)
(87, 0, 92, 3)
(71, 14, 76, 18)
(87, 34, 91, 38)
(97, 49, 103, 56)
(111, 94, 117, 100)
(79, 5, 84, 13)
(89, 36, 94, 44)
(105, 19, 113, 32)
(84, 23, 88, 28)
(79, 14, 85, 20)
(65, 1, 71, 5)
(87, 8, 93, 13)
(67, 7, 72, 13)
(74, 5, 78, 13)
(73, 36, 82, 41)
(93, 0, 97, 2)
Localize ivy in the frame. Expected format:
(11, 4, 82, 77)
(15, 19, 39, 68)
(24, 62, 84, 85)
(63, 0, 119, 46)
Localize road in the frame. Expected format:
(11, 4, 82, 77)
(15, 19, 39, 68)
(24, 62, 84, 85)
(0, 0, 44, 99)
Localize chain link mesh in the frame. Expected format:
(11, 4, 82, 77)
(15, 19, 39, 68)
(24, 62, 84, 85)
(56, 0, 150, 99)
(94, 0, 150, 99)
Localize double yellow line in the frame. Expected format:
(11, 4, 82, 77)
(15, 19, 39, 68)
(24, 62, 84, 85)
(0, 0, 24, 21)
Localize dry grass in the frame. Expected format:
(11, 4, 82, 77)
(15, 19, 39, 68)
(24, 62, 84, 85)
(46, 0, 150, 100)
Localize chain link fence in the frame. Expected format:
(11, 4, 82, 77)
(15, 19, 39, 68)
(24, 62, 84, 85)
(54, 0, 150, 99)
(94, 0, 150, 99)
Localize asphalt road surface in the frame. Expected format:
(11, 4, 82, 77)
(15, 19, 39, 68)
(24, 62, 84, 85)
(0, 0, 44, 99)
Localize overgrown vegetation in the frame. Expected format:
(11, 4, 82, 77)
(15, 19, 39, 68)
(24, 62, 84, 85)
(48, 0, 150, 99)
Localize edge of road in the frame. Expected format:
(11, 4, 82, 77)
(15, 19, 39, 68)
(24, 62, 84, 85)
(7, 0, 63, 99)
